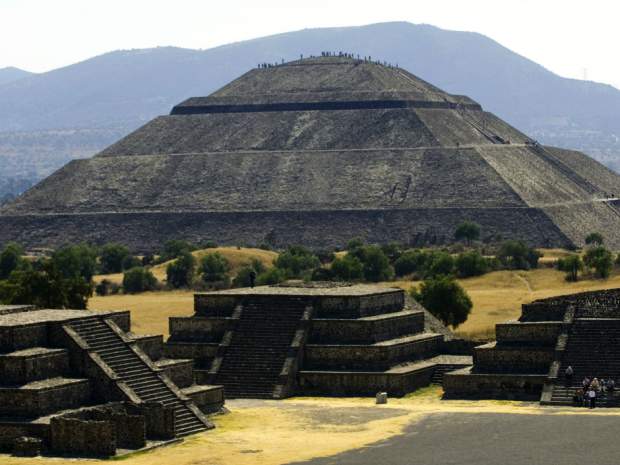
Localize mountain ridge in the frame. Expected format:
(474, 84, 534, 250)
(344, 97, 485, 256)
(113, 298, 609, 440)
(1, 21, 619, 199)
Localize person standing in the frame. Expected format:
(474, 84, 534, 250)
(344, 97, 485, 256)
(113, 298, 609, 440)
(565, 365, 574, 387)
(588, 388, 596, 409)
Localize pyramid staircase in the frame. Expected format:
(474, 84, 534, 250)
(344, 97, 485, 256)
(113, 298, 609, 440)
(548, 318, 620, 407)
(69, 318, 209, 436)
(213, 298, 307, 398)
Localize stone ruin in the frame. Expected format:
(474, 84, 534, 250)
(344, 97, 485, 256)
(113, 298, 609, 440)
(165, 283, 471, 398)
(3, 55, 620, 251)
(444, 288, 620, 406)
(0, 305, 224, 457)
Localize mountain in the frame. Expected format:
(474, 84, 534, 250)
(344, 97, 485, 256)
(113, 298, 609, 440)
(0, 67, 33, 86)
(1, 21, 620, 197)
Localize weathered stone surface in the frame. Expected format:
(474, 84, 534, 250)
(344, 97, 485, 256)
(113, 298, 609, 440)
(2, 56, 620, 250)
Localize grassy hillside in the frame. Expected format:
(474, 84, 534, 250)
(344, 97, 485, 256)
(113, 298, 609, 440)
(94, 246, 277, 285)
(90, 247, 620, 340)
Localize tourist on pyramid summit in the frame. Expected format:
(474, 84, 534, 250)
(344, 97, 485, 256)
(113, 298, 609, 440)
(565, 365, 574, 386)
(607, 379, 615, 399)
(573, 388, 584, 406)
(591, 377, 601, 392)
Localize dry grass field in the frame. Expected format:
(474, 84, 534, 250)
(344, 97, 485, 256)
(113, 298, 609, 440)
(386, 267, 620, 339)
(90, 247, 620, 340)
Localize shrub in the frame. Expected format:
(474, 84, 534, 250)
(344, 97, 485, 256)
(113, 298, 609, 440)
(359, 245, 394, 282)
(497, 240, 541, 270)
(381, 242, 403, 263)
(121, 255, 142, 271)
(166, 251, 196, 288)
(557, 255, 584, 282)
(95, 279, 120, 296)
(202, 241, 218, 249)
(199, 253, 230, 283)
(100, 243, 131, 274)
(394, 249, 428, 277)
(585, 232, 604, 246)
(454, 221, 481, 245)
(0, 242, 28, 280)
(411, 276, 472, 328)
(310, 267, 333, 281)
(583, 246, 613, 279)
(316, 250, 336, 265)
(122, 267, 158, 293)
(232, 259, 266, 288)
(455, 250, 489, 278)
(274, 246, 320, 279)
(160, 239, 196, 261)
(256, 268, 287, 285)
(330, 255, 364, 281)
(424, 251, 455, 278)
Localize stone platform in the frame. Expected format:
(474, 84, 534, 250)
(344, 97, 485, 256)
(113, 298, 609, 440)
(444, 288, 620, 404)
(165, 283, 471, 399)
(0, 305, 224, 457)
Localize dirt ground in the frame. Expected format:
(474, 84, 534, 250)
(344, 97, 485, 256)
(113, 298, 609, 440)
(5, 387, 620, 465)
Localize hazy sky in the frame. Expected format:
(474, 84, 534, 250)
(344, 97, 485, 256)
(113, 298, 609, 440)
(1, 0, 618, 88)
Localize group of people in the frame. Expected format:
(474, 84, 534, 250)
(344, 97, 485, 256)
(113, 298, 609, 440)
(565, 366, 616, 408)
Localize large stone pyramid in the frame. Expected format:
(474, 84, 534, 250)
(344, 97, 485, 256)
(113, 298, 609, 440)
(3, 55, 620, 251)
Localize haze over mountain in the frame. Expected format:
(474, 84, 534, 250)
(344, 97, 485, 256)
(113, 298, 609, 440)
(1, 21, 619, 199)
(0, 67, 33, 86)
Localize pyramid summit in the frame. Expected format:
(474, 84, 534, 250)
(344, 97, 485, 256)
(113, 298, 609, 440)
(2, 55, 620, 251)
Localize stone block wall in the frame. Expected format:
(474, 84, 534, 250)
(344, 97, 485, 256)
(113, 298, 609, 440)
(309, 311, 424, 344)
(50, 417, 116, 456)
(495, 322, 563, 346)
(473, 343, 555, 374)
(0, 348, 69, 384)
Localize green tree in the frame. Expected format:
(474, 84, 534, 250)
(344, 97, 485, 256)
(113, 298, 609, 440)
(331, 254, 364, 281)
(200, 253, 230, 283)
(455, 250, 489, 278)
(424, 251, 455, 278)
(122, 267, 158, 293)
(583, 246, 613, 279)
(232, 259, 266, 287)
(381, 242, 403, 263)
(121, 255, 142, 271)
(359, 245, 394, 282)
(0, 242, 27, 280)
(454, 221, 481, 245)
(497, 240, 541, 270)
(166, 251, 196, 288)
(557, 255, 584, 282)
(274, 246, 320, 279)
(394, 249, 429, 277)
(100, 243, 131, 274)
(256, 267, 287, 285)
(411, 276, 473, 328)
(585, 232, 604, 246)
(0, 260, 92, 309)
(160, 239, 196, 261)
(52, 243, 98, 281)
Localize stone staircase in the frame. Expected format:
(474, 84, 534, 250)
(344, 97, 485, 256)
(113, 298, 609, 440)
(431, 364, 470, 385)
(549, 318, 620, 406)
(69, 318, 209, 436)
(214, 298, 306, 398)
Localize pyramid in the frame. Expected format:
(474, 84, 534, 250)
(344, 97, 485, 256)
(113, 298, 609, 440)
(2, 55, 620, 251)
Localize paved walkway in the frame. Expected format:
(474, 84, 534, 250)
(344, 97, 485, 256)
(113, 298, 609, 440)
(290, 411, 620, 465)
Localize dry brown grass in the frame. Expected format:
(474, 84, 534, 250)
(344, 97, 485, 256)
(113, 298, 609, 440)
(385, 267, 620, 339)
(89, 290, 194, 336)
